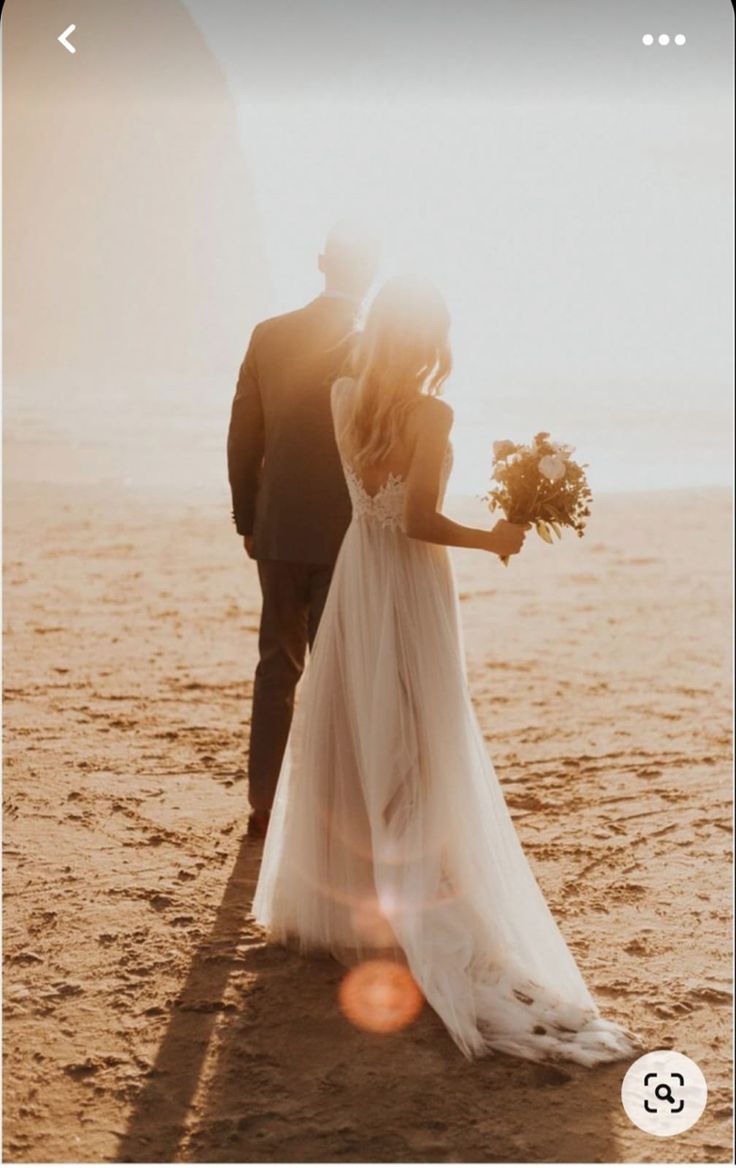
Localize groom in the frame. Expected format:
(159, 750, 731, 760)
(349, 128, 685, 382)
(227, 225, 378, 838)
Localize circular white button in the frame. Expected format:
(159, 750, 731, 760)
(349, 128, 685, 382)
(642, 34, 654, 46)
(658, 34, 671, 46)
(674, 34, 687, 46)
(621, 1050, 708, 1137)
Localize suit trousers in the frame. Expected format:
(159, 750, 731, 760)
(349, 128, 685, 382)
(248, 559, 334, 813)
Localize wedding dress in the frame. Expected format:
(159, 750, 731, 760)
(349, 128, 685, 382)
(252, 380, 640, 1066)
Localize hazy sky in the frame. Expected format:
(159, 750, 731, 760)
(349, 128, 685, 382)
(184, 0, 734, 492)
(4, 1, 733, 496)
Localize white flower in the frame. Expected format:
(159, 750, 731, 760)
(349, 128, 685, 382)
(493, 440, 517, 460)
(538, 454, 566, 482)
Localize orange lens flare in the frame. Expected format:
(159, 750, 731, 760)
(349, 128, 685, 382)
(338, 959, 424, 1034)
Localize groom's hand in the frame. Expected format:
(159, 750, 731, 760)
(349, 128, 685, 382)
(243, 535, 256, 559)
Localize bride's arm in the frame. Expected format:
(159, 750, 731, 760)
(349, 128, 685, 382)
(403, 399, 526, 557)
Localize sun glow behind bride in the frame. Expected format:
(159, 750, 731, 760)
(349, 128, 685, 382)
(226, 83, 732, 496)
(5, 0, 730, 502)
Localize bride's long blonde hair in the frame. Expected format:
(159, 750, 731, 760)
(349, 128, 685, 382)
(339, 275, 452, 468)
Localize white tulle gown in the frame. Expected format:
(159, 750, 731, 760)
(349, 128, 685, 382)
(252, 384, 640, 1066)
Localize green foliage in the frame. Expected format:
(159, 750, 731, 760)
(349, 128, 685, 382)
(484, 432, 593, 545)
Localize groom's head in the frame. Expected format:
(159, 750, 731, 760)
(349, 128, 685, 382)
(319, 221, 379, 302)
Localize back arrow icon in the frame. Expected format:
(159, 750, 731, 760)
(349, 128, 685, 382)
(58, 24, 77, 54)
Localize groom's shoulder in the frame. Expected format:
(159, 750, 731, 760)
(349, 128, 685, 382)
(251, 298, 322, 340)
(249, 306, 301, 344)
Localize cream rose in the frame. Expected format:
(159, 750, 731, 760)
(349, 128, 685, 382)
(538, 454, 566, 482)
(493, 440, 517, 460)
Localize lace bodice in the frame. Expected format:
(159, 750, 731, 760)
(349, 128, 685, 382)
(342, 444, 453, 532)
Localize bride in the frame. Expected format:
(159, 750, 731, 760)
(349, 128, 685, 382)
(252, 276, 640, 1066)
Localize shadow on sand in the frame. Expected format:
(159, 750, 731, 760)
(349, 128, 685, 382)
(116, 835, 623, 1163)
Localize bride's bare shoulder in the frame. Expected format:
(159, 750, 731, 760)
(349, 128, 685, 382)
(331, 376, 355, 394)
(408, 395, 454, 440)
(330, 375, 355, 418)
(331, 375, 356, 397)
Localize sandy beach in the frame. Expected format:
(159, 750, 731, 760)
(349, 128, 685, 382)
(2, 478, 732, 1163)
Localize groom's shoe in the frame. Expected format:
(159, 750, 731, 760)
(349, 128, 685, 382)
(247, 809, 271, 839)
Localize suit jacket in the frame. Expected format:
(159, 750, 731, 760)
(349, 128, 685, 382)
(227, 295, 357, 563)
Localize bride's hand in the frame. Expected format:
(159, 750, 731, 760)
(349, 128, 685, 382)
(485, 519, 528, 557)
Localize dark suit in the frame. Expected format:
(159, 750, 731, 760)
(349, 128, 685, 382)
(227, 294, 356, 813)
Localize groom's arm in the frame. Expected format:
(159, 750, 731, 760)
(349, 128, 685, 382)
(227, 328, 265, 538)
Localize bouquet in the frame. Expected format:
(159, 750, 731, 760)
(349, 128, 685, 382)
(484, 432, 592, 565)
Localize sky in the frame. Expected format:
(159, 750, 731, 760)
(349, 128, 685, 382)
(183, 0, 734, 493)
(3, 0, 733, 497)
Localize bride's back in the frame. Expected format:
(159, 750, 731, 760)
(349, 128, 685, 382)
(332, 377, 419, 495)
(331, 275, 452, 496)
